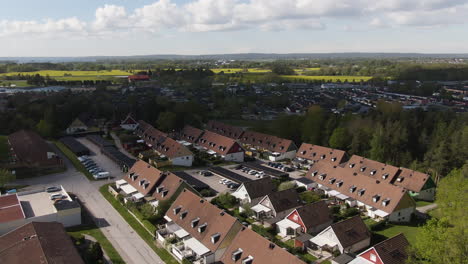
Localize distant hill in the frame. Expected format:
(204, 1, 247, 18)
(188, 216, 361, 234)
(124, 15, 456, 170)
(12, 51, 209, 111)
(2, 53, 468, 63)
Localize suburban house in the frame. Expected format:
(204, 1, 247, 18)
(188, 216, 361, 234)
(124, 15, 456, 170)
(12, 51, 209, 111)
(179, 125, 204, 144)
(150, 171, 184, 208)
(232, 177, 276, 205)
(219, 226, 306, 264)
(310, 216, 371, 254)
(239, 130, 298, 161)
(65, 113, 102, 134)
(276, 201, 333, 238)
(295, 177, 315, 190)
(120, 114, 139, 131)
(158, 189, 243, 264)
(0, 187, 81, 235)
(346, 155, 435, 201)
(205, 120, 244, 140)
(116, 160, 166, 202)
(295, 143, 348, 169)
(128, 74, 150, 82)
(136, 121, 194, 167)
(306, 162, 416, 223)
(251, 189, 302, 222)
(196, 130, 245, 162)
(0, 222, 84, 264)
(348, 233, 409, 264)
(7, 130, 63, 174)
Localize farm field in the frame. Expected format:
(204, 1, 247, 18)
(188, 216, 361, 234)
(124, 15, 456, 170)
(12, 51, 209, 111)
(211, 68, 271, 73)
(280, 75, 373, 82)
(0, 70, 133, 77)
(0, 80, 31, 87)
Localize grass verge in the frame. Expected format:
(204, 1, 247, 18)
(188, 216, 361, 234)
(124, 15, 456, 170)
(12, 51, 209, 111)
(415, 200, 433, 207)
(67, 224, 125, 264)
(99, 184, 178, 264)
(54, 141, 95, 181)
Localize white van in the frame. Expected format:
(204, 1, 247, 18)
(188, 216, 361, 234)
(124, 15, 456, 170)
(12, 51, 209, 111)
(94, 171, 110, 179)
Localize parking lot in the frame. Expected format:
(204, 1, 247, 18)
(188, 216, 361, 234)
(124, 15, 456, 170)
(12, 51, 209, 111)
(77, 138, 125, 180)
(183, 169, 232, 194)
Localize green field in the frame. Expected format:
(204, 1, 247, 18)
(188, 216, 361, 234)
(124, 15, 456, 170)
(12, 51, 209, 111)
(0, 80, 32, 87)
(280, 75, 373, 82)
(0, 70, 133, 77)
(67, 225, 125, 264)
(375, 223, 421, 245)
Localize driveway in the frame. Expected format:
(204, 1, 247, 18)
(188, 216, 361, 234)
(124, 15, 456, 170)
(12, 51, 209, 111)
(12, 141, 164, 264)
(184, 169, 231, 194)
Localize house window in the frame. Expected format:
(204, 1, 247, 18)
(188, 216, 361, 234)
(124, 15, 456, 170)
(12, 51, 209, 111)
(370, 253, 377, 262)
(311, 170, 318, 176)
(382, 198, 390, 206)
(349, 186, 356, 193)
(191, 217, 200, 228)
(198, 223, 207, 233)
(360, 166, 366, 172)
(358, 189, 365, 196)
(349, 163, 355, 168)
(211, 233, 221, 244)
(336, 181, 343, 187)
(180, 211, 188, 219)
(382, 173, 389, 179)
(372, 195, 380, 202)
(242, 256, 254, 264)
(232, 249, 243, 261)
(319, 173, 326, 180)
(173, 206, 182, 215)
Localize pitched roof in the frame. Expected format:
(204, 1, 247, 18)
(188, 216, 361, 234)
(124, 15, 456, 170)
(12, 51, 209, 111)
(346, 155, 431, 193)
(125, 160, 165, 196)
(239, 130, 296, 153)
(197, 130, 243, 156)
(152, 172, 183, 202)
(292, 201, 333, 230)
(265, 189, 302, 213)
(136, 120, 152, 136)
(0, 222, 84, 264)
(180, 125, 204, 144)
(393, 168, 431, 193)
(153, 136, 193, 159)
(242, 177, 276, 200)
(220, 227, 306, 264)
(331, 216, 371, 248)
(206, 120, 244, 139)
(167, 189, 239, 252)
(306, 162, 415, 214)
(8, 130, 61, 167)
(0, 194, 25, 224)
(371, 234, 409, 264)
(121, 114, 138, 125)
(296, 143, 347, 164)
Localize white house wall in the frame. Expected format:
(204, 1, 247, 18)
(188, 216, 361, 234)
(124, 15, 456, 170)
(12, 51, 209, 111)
(231, 185, 250, 204)
(224, 152, 244, 162)
(415, 188, 435, 201)
(172, 155, 194, 167)
(388, 207, 414, 223)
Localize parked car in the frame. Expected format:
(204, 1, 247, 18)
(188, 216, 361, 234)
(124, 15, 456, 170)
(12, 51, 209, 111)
(228, 183, 240, 189)
(199, 170, 213, 176)
(81, 159, 94, 165)
(45, 186, 61, 193)
(234, 165, 243, 170)
(248, 170, 258, 175)
(78, 156, 89, 162)
(50, 193, 65, 200)
(94, 172, 110, 179)
(89, 168, 103, 174)
(219, 179, 229, 185)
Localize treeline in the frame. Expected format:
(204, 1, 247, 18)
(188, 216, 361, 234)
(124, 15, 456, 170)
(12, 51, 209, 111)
(252, 101, 467, 179)
(1, 74, 114, 87)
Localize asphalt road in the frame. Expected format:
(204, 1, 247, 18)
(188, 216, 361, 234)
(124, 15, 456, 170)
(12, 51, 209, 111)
(13, 139, 164, 264)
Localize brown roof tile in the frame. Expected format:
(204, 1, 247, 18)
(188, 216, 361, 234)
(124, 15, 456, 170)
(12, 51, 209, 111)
(292, 201, 333, 231)
(167, 189, 239, 252)
(8, 130, 61, 167)
(306, 162, 415, 214)
(125, 160, 165, 196)
(242, 177, 276, 200)
(152, 172, 183, 202)
(393, 168, 431, 193)
(345, 155, 400, 184)
(0, 222, 84, 264)
(240, 131, 297, 153)
(180, 125, 204, 144)
(198, 130, 244, 156)
(206, 120, 244, 139)
(372, 233, 409, 264)
(220, 227, 306, 264)
(264, 189, 302, 214)
(0, 194, 25, 224)
(296, 143, 347, 165)
(153, 137, 193, 159)
(331, 216, 371, 249)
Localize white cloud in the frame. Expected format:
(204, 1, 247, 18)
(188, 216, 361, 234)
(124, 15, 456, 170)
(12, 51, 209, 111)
(0, 0, 467, 38)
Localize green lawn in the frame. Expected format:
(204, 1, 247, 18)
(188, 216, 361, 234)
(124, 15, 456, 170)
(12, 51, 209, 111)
(54, 141, 95, 181)
(0, 135, 9, 162)
(67, 225, 125, 264)
(0, 80, 32, 87)
(375, 223, 421, 245)
(99, 184, 179, 264)
(299, 253, 318, 262)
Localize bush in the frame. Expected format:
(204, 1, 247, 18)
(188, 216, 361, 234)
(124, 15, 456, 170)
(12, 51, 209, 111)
(341, 207, 359, 218)
(296, 186, 306, 193)
(300, 191, 320, 204)
(200, 188, 216, 197)
(278, 181, 296, 191)
(211, 193, 238, 209)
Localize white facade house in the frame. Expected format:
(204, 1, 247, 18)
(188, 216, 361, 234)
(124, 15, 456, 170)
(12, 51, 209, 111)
(269, 150, 297, 161)
(171, 155, 194, 167)
(120, 115, 139, 131)
(0, 187, 81, 235)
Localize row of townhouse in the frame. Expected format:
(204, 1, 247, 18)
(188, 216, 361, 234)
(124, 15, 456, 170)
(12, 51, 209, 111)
(157, 189, 307, 264)
(135, 120, 195, 167)
(115, 160, 187, 205)
(230, 177, 411, 263)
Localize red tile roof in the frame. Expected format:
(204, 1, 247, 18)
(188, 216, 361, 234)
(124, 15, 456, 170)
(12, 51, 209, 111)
(152, 172, 183, 202)
(393, 168, 431, 193)
(167, 189, 240, 252)
(125, 160, 165, 196)
(240, 130, 296, 153)
(331, 216, 371, 249)
(0, 194, 25, 224)
(220, 227, 306, 264)
(0, 222, 84, 264)
(206, 120, 244, 139)
(198, 130, 244, 156)
(180, 125, 204, 144)
(290, 201, 333, 231)
(296, 143, 347, 165)
(370, 233, 409, 264)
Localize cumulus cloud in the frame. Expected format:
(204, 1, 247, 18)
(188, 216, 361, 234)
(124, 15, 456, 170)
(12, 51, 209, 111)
(0, 0, 467, 38)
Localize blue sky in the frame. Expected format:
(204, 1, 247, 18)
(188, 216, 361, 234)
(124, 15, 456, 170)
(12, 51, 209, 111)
(1, 0, 468, 56)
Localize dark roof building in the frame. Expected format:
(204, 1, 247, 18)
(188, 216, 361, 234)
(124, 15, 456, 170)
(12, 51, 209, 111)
(0, 194, 25, 224)
(206, 120, 244, 140)
(179, 125, 204, 144)
(0, 222, 84, 264)
(296, 143, 347, 165)
(350, 233, 410, 264)
(59, 137, 90, 157)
